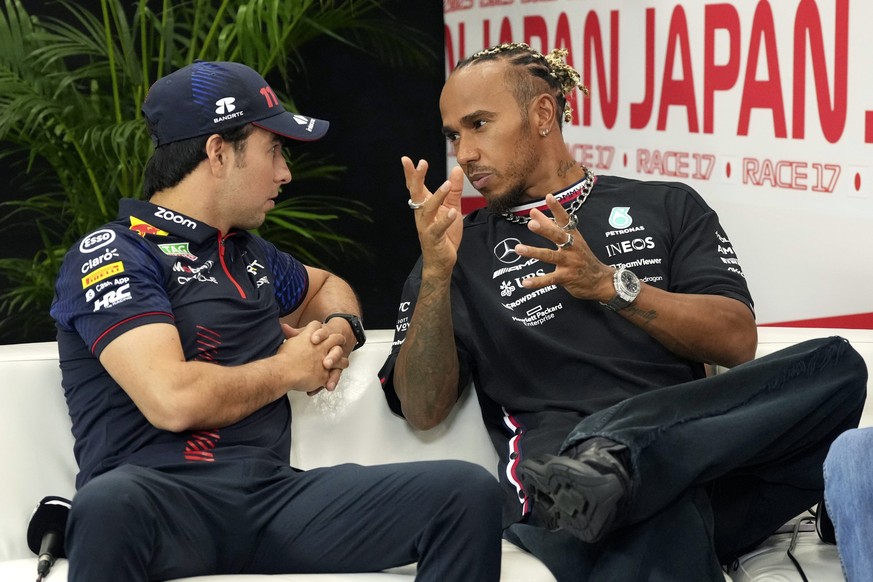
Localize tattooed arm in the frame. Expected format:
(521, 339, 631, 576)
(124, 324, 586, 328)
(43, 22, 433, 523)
(393, 158, 465, 429)
(394, 276, 461, 430)
(613, 288, 756, 368)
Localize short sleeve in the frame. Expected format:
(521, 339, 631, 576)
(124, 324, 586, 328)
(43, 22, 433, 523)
(50, 227, 174, 356)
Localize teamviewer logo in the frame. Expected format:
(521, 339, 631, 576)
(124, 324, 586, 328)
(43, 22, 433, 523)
(215, 97, 236, 115)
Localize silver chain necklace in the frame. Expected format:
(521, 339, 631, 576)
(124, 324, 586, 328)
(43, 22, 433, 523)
(500, 168, 596, 225)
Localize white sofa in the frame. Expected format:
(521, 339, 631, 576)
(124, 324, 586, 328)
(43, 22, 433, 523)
(1, 327, 871, 581)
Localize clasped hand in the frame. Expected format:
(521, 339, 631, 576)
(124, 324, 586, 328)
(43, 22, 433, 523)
(279, 321, 350, 396)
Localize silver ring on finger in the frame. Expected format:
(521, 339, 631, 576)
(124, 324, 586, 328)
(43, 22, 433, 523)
(550, 213, 578, 231)
(560, 214, 578, 231)
(408, 199, 425, 210)
(557, 233, 574, 249)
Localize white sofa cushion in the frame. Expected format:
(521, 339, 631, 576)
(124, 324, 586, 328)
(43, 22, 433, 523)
(729, 522, 843, 581)
(2, 327, 871, 581)
(0, 341, 76, 563)
(0, 333, 554, 581)
(0, 540, 554, 581)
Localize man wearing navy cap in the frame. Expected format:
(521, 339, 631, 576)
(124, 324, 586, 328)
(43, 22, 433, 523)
(50, 61, 502, 582)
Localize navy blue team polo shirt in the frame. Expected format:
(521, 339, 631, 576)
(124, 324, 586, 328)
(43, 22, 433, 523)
(51, 199, 309, 488)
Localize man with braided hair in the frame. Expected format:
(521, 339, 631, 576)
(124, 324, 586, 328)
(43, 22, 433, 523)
(379, 43, 867, 581)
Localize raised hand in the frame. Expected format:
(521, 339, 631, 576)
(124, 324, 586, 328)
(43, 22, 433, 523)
(514, 194, 615, 302)
(402, 156, 465, 277)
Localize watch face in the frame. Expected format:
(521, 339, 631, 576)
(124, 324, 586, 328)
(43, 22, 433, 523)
(620, 270, 641, 293)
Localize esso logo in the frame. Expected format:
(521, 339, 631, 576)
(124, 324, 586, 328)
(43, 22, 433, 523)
(79, 229, 116, 254)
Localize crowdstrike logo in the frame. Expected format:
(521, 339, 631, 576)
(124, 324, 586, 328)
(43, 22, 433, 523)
(215, 97, 236, 115)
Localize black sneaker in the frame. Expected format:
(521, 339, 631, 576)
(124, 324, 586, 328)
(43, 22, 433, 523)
(520, 437, 631, 543)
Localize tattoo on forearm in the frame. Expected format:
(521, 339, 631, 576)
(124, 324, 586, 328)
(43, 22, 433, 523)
(397, 280, 457, 419)
(625, 305, 658, 324)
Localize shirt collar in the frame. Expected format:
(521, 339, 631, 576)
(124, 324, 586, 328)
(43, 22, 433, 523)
(118, 199, 220, 244)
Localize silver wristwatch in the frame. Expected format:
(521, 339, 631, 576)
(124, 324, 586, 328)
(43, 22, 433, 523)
(604, 268, 641, 311)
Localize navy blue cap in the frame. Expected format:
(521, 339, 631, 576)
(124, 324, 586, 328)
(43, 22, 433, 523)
(142, 61, 329, 146)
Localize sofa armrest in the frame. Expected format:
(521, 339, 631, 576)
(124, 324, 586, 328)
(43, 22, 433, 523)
(0, 342, 77, 562)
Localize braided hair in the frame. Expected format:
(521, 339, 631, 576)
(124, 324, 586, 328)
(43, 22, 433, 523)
(454, 42, 589, 127)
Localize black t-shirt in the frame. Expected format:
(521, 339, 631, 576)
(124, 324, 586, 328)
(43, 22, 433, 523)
(51, 199, 309, 488)
(379, 174, 754, 526)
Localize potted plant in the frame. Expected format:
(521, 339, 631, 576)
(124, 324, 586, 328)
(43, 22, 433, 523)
(0, 0, 432, 341)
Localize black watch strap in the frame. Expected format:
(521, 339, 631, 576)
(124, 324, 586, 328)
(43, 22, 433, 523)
(323, 313, 366, 351)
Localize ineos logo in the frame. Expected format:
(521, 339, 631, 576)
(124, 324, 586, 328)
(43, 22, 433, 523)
(494, 238, 522, 264)
(215, 97, 236, 115)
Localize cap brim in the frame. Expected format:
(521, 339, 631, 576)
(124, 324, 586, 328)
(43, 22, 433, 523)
(253, 111, 329, 142)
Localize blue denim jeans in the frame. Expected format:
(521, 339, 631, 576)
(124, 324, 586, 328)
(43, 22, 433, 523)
(824, 427, 873, 582)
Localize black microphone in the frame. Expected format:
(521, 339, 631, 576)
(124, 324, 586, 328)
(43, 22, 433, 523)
(27, 496, 71, 582)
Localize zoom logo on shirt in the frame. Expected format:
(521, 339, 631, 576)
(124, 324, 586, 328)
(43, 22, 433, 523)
(494, 238, 522, 264)
(155, 207, 197, 230)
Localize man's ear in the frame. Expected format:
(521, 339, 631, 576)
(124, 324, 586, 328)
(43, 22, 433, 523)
(204, 134, 227, 176)
(531, 93, 558, 134)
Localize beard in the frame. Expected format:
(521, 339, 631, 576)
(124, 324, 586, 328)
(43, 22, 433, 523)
(478, 131, 540, 215)
(484, 186, 527, 215)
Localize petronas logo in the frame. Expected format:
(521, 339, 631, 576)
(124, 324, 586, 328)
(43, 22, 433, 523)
(608, 207, 632, 229)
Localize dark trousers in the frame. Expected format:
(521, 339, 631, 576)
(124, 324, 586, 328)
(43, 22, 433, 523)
(507, 336, 868, 582)
(66, 458, 502, 582)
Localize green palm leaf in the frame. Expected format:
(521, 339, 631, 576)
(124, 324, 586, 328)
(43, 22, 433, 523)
(0, 0, 433, 340)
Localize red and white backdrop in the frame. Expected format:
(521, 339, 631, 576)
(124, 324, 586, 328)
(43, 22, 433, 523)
(443, 0, 872, 328)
